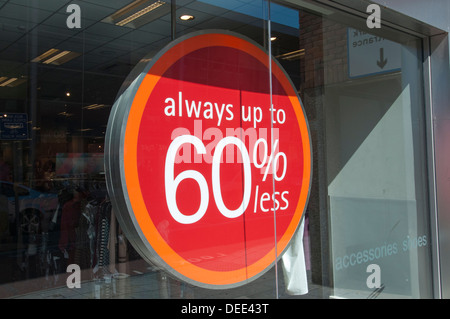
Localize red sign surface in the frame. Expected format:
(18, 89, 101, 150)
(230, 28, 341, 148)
(107, 31, 312, 288)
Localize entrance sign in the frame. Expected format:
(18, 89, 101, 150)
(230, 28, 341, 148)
(347, 27, 401, 78)
(105, 30, 312, 288)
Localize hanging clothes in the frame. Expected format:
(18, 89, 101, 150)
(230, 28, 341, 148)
(82, 200, 98, 269)
(73, 204, 91, 270)
(93, 199, 112, 278)
(58, 196, 83, 264)
(108, 208, 117, 275)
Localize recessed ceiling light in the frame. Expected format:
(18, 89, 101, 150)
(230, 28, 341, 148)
(179, 14, 194, 21)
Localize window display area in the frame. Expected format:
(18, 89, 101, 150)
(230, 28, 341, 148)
(0, 0, 435, 299)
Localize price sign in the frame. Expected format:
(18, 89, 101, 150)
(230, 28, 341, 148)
(105, 31, 312, 288)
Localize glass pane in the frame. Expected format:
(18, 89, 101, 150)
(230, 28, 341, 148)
(0, 0, 174, 298)
(326, 35, 432, 299)
(110, 0, 276, 299)
(0, 0, 280, 299)
(0, 0, 434, 300)
(272, 1, 433, 299)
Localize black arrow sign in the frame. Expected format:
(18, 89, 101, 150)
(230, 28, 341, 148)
(377, 48, 387, 69)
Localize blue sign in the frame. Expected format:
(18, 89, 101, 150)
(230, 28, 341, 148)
(0, 113, 28, 140)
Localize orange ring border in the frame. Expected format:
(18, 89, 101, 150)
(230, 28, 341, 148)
(123, 33, 312, 286)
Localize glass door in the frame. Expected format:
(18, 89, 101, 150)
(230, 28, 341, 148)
(271, 0, 434, 299)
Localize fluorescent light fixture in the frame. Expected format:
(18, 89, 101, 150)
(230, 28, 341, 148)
(83, 104, 108, 110)
(9, 78, 27, 87)
(110, 0, 150, 21)
(0, 78, 18, 87)
(0, 76, 27, 87)
(116, 1, 166, 26)
(275, 49, 305, 61)
(102, 0, 169, 29)
(31, 48, 60, 63)
(43, 51, 71, 64)
(58, 112, 74, 117)
(32, 49, 80, 65)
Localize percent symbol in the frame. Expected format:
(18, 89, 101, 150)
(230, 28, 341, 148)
(252, 138, 287, 182)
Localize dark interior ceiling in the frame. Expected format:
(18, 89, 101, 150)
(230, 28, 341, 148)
(0, 0, 301, 138)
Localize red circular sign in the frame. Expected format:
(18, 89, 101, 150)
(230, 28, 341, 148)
(106, 31, 312, 288)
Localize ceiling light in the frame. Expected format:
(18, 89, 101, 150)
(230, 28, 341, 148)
(0, 76, 27, 88)
(103, 0, 169, 29)
(58, 112, 74, 117)
(270, 36, 277, 41)
(9, 77, 27, 87)
(0, 78, 18, 87)
(275, 49, 305, 61)
(179, 14, 194, 21)
(31, 48, 60, 63)
(43, 51, 71, 64)
(116, 1, 166, 26)
(66, 92, 71, 97)
(110, 0, 151, 21)
(83, 104, 108, 110)
(32, 49, 80, 65)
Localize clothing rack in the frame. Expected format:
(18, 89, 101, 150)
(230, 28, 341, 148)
(37, 177, 120, 286)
